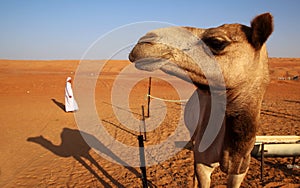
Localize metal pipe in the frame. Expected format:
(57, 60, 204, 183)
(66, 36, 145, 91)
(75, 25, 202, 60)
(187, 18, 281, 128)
(256, 135, 300, 143)
(252, 135, 300, 182)
(252, 143, 300, 157)
(252, 135, 300, 157)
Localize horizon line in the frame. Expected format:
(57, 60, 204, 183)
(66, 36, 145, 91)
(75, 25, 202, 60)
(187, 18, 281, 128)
(1, 57, 300, 61)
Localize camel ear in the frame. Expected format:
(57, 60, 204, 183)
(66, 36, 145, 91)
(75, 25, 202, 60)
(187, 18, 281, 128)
(251, 13, 274, 50)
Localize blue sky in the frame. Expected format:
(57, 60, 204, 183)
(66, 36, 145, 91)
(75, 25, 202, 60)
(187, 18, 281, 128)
(0, 0, 300, 59)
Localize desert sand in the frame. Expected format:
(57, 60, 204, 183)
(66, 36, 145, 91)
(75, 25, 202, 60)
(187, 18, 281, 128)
(0, 58, 299, 187)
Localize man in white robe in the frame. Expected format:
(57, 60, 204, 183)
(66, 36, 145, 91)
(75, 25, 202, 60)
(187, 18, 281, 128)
(65, 77, 78, 112)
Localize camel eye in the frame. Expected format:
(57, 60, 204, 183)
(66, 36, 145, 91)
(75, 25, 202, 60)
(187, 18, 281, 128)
(203, 37, 230, 54)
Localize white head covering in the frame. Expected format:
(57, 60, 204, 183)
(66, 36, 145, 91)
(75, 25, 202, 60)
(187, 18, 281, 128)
(66, 77, 72, 82)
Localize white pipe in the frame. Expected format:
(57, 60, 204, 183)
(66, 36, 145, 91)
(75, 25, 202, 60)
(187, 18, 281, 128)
(252, 143, 300, 157)
(252, 135, 300, 157)
(256, 135, 300, 143)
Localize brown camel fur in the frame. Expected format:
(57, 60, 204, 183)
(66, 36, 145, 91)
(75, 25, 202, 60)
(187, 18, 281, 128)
(129, 13, 273, 187)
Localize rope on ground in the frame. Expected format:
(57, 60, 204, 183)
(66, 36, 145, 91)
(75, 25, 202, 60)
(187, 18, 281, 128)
(146, 94, 189, 103)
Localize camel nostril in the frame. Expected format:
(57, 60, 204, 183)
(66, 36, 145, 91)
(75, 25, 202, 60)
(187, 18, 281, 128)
(138, 32, 158, 43)
(129, 55, 133, 62)
(128, 51, 136, 62)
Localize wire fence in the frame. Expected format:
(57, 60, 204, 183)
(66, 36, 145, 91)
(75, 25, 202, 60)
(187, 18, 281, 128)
(146, 94, 189, 103)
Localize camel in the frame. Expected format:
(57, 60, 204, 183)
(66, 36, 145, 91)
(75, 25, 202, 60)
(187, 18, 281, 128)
(129, 13, 273, 187)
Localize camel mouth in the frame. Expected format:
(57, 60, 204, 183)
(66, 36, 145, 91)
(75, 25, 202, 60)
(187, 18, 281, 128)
(129, 43, 213, 87)
(131, 53, 226, 91)
(133, 57, 167, 71)
(132, 56, 194, 83)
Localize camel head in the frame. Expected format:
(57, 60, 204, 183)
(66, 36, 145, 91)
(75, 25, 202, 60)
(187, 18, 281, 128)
(129, 13, 273, 92)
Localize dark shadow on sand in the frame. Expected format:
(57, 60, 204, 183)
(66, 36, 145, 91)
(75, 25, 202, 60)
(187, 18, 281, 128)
(102, 119, 138, 137)
(27, 128, 140, 187)
(51, 98, 65, 112)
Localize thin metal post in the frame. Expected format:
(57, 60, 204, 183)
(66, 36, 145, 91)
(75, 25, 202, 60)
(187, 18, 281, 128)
(147, 77, 152, 118)
(260, 143, 265, 182)
(141, 105, 147, 141)
(292, 156, 296, 165)
(138, 135, 148, 188)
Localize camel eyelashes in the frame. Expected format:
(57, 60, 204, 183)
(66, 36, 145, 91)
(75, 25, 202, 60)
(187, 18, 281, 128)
(202, 37, 230, 55)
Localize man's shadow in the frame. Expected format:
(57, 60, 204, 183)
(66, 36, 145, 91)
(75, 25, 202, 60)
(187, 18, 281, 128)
(51, 98, 65, 112)
(27, 128, 140, 187)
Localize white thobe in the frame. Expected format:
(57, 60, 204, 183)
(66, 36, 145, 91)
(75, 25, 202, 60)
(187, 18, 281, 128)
(65, 81, 78, 112)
